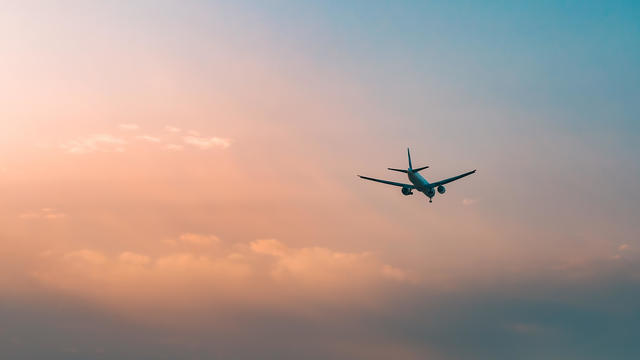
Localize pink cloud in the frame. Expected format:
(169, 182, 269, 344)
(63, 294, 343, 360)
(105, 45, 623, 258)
(183, 135, 231, 149)
(135, 135, 162, 143)
(60, 134, 126, 154)
(165, 144, 184, 151)
(164, 126, 181, 133)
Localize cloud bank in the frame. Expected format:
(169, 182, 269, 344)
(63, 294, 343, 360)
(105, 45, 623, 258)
(29, 236, 412, 316)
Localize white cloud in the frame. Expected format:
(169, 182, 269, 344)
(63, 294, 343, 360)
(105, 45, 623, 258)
(118, 123, 140, 131)
(60, 134, 126, 154)
(183, 136, 231, 149)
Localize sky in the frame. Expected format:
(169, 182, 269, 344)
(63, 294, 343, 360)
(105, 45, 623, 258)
(0, 1, 639, 359)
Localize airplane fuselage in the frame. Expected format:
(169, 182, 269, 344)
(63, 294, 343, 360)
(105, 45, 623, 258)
(408, 170, 436, 199)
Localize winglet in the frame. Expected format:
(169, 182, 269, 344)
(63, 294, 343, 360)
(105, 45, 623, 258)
(407, 148, 413, 170)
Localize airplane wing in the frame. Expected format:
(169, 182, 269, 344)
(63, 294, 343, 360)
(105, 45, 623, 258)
(358, 175, 415, 188)
(429, 170, 476, 187)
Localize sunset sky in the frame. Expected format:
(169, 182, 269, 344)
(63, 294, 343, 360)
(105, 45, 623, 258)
(1, 1, 639, 359)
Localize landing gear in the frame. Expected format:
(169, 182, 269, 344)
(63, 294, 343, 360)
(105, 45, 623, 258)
(429, 198, 432, 203)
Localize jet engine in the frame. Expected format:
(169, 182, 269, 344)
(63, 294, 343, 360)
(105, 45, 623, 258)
(401, 187, 413, 196)
(426, 188, 436, 198)
(437, 185, 446, 194)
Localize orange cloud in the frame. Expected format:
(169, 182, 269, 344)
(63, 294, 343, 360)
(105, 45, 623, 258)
(63, 249, 108, 265)
(118, 252, 151, 266)
(31, 237, 414, 315)
(164, 126, 181, 133)
(250, 238, 288, 256)
(177, 233, 220, 246)
(251, 240, 382, 289)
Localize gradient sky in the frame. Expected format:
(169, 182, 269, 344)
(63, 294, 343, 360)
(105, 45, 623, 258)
(1, 1, 639, 359)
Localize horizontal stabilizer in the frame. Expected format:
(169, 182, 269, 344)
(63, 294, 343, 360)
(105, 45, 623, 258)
(388, 168, 408, 173)
(412, 165, 429, 172)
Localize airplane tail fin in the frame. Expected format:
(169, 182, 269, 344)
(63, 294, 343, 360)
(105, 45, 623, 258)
(407, 148, 428, 172)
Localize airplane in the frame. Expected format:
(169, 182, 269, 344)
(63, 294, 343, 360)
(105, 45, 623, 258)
(358, 149, 476, 203)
